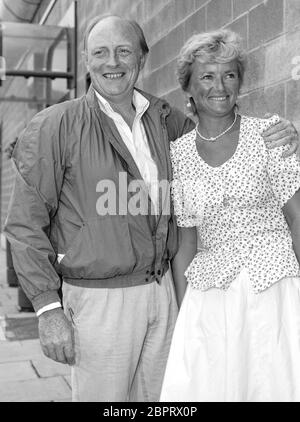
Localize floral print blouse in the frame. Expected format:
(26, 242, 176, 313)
(171, 115, 300, 293)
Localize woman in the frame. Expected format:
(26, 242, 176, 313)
(160, 29, 300, 402)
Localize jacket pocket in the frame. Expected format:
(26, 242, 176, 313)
(59, 215, 136, 279)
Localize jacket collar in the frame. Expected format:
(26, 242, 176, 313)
(85, 84, 171, 117)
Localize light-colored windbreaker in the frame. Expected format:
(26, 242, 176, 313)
(4, 86, 194, 312)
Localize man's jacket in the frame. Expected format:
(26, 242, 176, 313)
(4, 86, 194, 312)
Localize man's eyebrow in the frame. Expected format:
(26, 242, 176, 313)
(91, 46, 106, 51)
(91, 44, 133, 51)
(116, 43, 134, 48)
(199, 71, 214, 74)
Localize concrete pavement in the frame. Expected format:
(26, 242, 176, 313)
(0, 246, 72, 402)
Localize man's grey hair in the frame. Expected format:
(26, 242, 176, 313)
(177, 29, 247, 92)
(83, 14, 149, 57)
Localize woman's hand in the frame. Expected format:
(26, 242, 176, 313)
(171, 227, 197, 307)
(262, 114, 299, 158)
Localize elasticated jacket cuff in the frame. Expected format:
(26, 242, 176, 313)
(31, 290, 61, 313)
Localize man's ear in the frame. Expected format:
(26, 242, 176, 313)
(82, 50, 90, 72)
(139, 53, 147, 71)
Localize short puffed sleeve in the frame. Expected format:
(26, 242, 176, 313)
(254, 114, 300, 208)
(267, 145, 300, 208)
(170, 139, 199, 227)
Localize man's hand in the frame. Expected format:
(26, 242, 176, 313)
(262, 114, 299, 157)
(38, 307, 75, 365)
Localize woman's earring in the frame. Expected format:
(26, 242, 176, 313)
(189, 97, 197, 115)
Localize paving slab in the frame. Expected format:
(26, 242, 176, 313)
(63, 374, 72, 388)
(31, 356, 71, 378)
(0, 361, 37, 382)
(0, 248, 73, 402)
(0, 376, 71, 402)
(0, 339, 43, 363)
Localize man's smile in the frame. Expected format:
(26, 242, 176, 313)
(208, 96, 229, 102)
(103, 72, 125, 79)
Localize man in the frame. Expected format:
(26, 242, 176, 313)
(4, 15, 299, 402)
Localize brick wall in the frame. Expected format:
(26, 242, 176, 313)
(74, 0, 300, 131)
(1, 0, 300, 230)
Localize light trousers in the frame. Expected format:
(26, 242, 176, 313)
(62, 270, 178, 402)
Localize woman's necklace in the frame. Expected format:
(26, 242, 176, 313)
(196, 113, 238, 142)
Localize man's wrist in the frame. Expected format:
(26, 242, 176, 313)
(36, 302, 62, 317)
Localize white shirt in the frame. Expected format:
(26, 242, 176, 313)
(95, 89, 159, 213)
(37, 89, 159, 317)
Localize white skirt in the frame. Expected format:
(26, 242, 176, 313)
(160, 268, 300, 402)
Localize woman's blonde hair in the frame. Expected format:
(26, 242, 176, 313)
(177, 29, 246, 92)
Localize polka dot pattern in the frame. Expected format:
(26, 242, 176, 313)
(170, 115, 300, 293)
